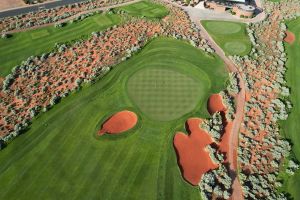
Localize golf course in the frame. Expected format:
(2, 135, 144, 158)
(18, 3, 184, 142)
(201, 20, 251, 56)
(0, 13, 121, 76)
(0, 0, 169, 77)
(0, 38, 228, 200)
(280, 17, 300, 199)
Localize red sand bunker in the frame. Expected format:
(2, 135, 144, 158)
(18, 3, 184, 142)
(284, 31, 296, 44)
(207, 94, 226, 115)
(98, 110, 138, 135)
(174, 93, 234, 185)
(173, 118, 218, 185)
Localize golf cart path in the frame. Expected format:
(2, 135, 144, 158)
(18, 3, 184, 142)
(161, 0, 250, 199)
(195, 18, 246, 200)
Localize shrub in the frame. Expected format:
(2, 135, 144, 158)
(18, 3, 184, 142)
(1, 33, 8, 39)
(227, 72, 240, 94)
(0, 140, 6, 150)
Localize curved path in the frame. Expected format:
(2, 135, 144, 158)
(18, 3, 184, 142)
(162, 0, 247, 199)
(194, 17, 246, 200)
(3, 0, 142, 34)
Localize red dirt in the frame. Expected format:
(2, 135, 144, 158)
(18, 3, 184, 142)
(207, 94, 226, 114)
(173, 93, 237, 186)
(98, 110, 138, 135)
(284, 31, 296, 44)
(208, 94, 234, 164)
(173, 118, 218, 185)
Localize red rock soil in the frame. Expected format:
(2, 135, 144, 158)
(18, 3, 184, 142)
(174, 118, 218, 185)
(174, 94, 234, 185)
(284, 31, 296, 44)
(207, 94, 226, 114)
(98, 110, 138, 135)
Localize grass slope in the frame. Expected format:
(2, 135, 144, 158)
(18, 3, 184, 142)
(0, 38, 228, 200)
(280, 18, 300, 199)
(115, 0, 169, 19)
(202, 20, 252, 56)
(0, 13, 121, 76)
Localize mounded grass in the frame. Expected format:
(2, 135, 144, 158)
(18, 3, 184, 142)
(115, 0, 169, 19)
(0, 13, 121, 76)
(280, 18, 300, 199)
(201, 20, 252, 56)
(0, 38, 228, 200)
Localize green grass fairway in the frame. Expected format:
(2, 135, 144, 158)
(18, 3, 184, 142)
(280, 18, 300, 199)
(127, 67, 207, 121)
(202, 20, 251, 56)
(0, 38, 227, 200)
(0, 13, 121, 76)
(115, 1, 169, 19)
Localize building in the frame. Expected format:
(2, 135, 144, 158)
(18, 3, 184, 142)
(205, 0, 255, 18)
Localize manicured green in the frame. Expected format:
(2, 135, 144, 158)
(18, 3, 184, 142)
(0, 13, 121, 76)
(202, 20, 252, 56)
(115, 0, 169, 19)
(280, 18, 300, 199)
(127, 66, 207, 121)
(0, 38, 228, 200)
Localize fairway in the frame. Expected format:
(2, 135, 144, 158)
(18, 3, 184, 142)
(115, 0, 169, 19)
(202, 20, 251, 56)
(280, 17, 300, 199)
(0, 38, 228, 200)
(0, 13, 121, 76)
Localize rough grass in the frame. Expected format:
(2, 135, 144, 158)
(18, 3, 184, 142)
(201, 20, 252, 56)
(280, 17, 300, 199)
(115, 0, 169, 19)
(0, 38, 228, 200)
(0, 13, 121, 77)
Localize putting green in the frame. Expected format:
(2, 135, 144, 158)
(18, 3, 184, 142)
(0, 38, 228, 200)
(224, 41, 247, 55)
(127, 67, 207, 121)
(202, 20, 251, 56)
(205, 21, 242, 34)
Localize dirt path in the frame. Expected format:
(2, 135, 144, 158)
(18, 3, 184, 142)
(196, 19, 246, 200)
(3, 0, 142, 34)
(161, 0, 247, 199)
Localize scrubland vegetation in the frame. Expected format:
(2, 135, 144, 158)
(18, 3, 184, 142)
(0, 13, 121, 76)
(0, 0, 131, 33)
(229, 0, 300, 199)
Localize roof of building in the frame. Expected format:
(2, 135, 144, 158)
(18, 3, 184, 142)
(236, 3, 255, 11)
